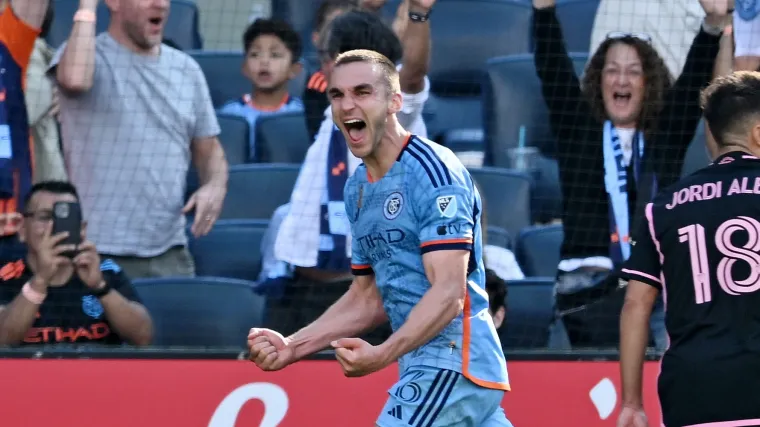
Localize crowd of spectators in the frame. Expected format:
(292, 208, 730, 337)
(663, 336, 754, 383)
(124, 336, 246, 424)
(0, 0, 747, 349)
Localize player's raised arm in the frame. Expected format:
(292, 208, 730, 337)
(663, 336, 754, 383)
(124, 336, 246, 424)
(618, 205, 663, 427)
(378, 183, 474, 363)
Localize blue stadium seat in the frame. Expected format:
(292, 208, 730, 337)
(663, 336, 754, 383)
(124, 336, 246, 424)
(469, 167, 532, 237)
(516, 224, 564, 277)
(133, 277, 265, 347)
(553, 0, 600, 52)
(189, 51, 307, 108)
(486, 226, 512, 250)
(217, 113, 251, 165)
(162, 0, 203, 50)
(532, 154, 563, 223)
(220, 164, 300, 220)
(48, 0, 202, 50)
(382, 0, 533, 141)
(255, 111, 311, 163)
(47, 0, 110, 48)
(422, 96, 484, 145)
(681, 119, 710, 178)
(483, 53, 589, 164)
(500, 278, 554, 348)
(270, 0, 323, 61)
(187, 219, 268, 282)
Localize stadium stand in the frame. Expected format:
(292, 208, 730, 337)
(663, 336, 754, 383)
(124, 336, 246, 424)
(216, 113, 251, 165)
(552, 0, 600, 51)
(187, 219, 269, 282)
(133, 277, 265, 347)
(189, 50, 308, 108)
(499, 278, 554, 349)
(254, 111, 311, 163)
(469, 167, 532, 236)
(220, 164, 300, 220)
(482, 52, 590, 162)
(515, 224, 564, 277)
(47, 0, 203, 50)
(486, 225, 512, 250)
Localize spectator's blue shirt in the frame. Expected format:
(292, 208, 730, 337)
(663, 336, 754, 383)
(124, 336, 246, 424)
(345, 135, 510, 391)
(218, 93, 303, 162)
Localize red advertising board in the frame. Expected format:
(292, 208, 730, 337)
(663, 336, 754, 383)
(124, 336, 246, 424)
(0, 359, 662, 427)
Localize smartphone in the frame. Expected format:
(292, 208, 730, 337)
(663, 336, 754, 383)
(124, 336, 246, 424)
(52, 201, 82, 258)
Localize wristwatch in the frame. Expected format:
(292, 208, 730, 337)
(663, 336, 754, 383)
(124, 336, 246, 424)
(91, 280, 112, 298)
(408, 9, 432, 23)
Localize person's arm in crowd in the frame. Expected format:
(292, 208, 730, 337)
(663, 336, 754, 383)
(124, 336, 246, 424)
(184, 62, 228, 237)
(656, 1, 726, 167)
(398, 0, 434, 94)
(55, 0, 98, 93)
(713, 25, 734, 79)
(96, 270, 153, 346)
(532, 0, 592, 142)
(286, 274, 388, 361)
(10, 0, 49, 29)
(0, 276, 48, 346)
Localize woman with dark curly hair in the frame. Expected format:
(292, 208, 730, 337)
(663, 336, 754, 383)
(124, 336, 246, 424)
(532, 0, 730, 349)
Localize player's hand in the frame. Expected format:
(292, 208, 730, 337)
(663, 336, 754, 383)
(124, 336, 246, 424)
(617, 405, 649, 427)
(247, 328, 295, 371)
(332, 338, 389, 377)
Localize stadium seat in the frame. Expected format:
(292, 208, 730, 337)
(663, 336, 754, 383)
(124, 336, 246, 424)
(47, 0, 110, 48)
(422, 96, 484, 144)
(553, 0, 601, 52)
(516, 224, 564, 277)
(483, 52, 589, 164)
(270, 0, 323, 61)
(187, 219, 269, 282)
(48, 0, 202, 50)
(162, 0, 203, 50)
(469, 167, 532, 237)
(189, 51, 307, 108)
(500, 278, 554, 349)
(216, 113, 251, 165)
(531, 154, 563, 223)
(220, 164, 300, 220)
(133, 277, 265, 347)
(382, 0, 533, 141)
(486, 226, 512, 250)
(255, 111, 312, 163)
(681, 119, 710, 178)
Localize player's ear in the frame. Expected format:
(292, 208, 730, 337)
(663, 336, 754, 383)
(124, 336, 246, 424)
(388, 91, 403, 115)
(750, 122, 760, 153)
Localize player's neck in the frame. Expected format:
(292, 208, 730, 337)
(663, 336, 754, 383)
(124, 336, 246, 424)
(363, 119, 409, 182)
(716, 145, 754, 159)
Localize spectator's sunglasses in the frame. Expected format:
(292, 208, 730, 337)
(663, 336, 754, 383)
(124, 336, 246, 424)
(606, 32, 652, 43)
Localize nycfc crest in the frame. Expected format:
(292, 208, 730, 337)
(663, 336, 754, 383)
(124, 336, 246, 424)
(384, 192, 404, 220)
(82, 295, 104, 319)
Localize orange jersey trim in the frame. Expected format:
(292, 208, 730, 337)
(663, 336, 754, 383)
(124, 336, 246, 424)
(242, 93, 290, 112)
(461, 291, 511, 391)
(0, 4, 42, 80)
(420, 238, 473, 248)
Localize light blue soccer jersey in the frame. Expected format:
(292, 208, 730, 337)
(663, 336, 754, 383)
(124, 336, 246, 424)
(344, 135, 510, 391)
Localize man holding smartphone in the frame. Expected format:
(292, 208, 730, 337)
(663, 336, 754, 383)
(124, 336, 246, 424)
(0, 181, 153, 346)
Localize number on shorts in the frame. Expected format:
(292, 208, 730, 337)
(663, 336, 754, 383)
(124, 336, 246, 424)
(679, 216, 760, 304)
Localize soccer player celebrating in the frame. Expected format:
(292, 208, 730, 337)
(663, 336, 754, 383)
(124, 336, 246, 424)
(247, 50, 513, 426)
(619, 71, 760, 427)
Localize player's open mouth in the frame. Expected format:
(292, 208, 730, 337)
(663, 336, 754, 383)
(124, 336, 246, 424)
(148, 17, 164, 32)
(344, 119, 367, 143)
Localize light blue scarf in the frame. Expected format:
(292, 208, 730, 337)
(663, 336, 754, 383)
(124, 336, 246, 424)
(602, 120, 645, 262)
